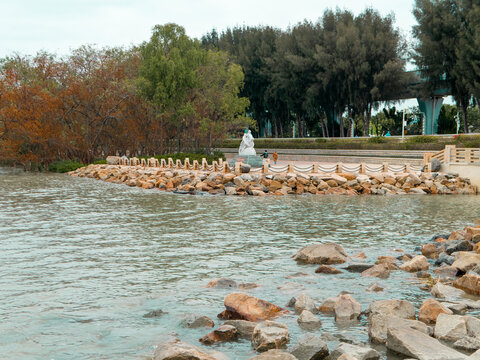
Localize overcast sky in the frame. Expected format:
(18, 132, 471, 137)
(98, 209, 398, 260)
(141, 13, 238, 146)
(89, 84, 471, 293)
(1, 0, 419, 58)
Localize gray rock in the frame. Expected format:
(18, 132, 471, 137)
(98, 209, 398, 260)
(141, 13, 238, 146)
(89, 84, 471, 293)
(430, 158, 441, 172)
(367, 299, 415, 320)
(386, 327, 467, 360)
(286, 297, 297, 308)
(369, 313, 429, 344)
(293, 243, 348, 265)
(289, 334, 329, 360)
(470, 349, 480, 360)
(334, 294, 361, 322)
(250, 349, 298, 360)
(154, 339, 221, 360)
(431, 282, 464, 300)
(345, 264, 375, 273)
(252, 321, 290, 352)
(366, 283, 384, 292)
(181, 314, 215, 328)
(330, 343, 379, 360)
(143, 309, 164, 318)
(454, 336, 480, 351)
(297, 310, 322, 330)
(436, 252, 455, 266)
(446, 240, 473, 255)
(241, 164, 251, 173)
(223, 320, 256, 338)
(295, 293, 318, 314)
(434, 313, 467, 341)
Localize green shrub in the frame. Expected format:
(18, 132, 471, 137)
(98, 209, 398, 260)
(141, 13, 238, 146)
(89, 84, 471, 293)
(368, 137, 387, 144)
(406, 136, 438, 144)
(92, 159, 107, 164)
(49, 160, 85, 173)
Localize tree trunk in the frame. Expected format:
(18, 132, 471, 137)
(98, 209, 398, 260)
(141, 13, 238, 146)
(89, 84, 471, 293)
(338, 110, 344, 138)
(461, 102, 469, 133)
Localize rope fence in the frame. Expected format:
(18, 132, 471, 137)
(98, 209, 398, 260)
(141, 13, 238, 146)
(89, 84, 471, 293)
(116, 156, 428, 175)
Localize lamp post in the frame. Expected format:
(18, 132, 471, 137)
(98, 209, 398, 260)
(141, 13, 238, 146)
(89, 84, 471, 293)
(402, 110, 409, 142)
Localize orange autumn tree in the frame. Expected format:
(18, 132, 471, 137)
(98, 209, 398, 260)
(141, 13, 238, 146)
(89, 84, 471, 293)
(0, 54, 64, 170)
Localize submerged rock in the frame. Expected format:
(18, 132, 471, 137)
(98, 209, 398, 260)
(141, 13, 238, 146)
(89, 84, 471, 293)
(182, 314, 215, 328)
(297, 310, 322, 330)
(206, 277, 237, 288)
(293, 243, 348, 264)
(223, 319, 257, 338)
(315, 265, 342, 274)
(250, 349, 297, 360)
(143, 309, 164, 318)
(218, 293, 288, 322)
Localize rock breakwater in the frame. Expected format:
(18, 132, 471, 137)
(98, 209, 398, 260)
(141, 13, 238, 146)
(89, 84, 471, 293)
(68, 164, 477, 196)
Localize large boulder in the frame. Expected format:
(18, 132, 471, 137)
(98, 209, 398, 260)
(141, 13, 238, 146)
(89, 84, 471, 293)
(452, 252, 480, 272)
(400, 255, 429, 272)
(289, 334, 329, 360)
(250, 349, 297, 360)
(386, 327, 467, 360)
(252, 321, 290, 352)
(369, 314, 429, 344)
(418, 299, 453, 325)
(293, 243, 348, 264)
(199, 324, 238, 345)
(367, 299, 415, 320)
(329, 343, 379, 360)
(334, 294, 361, 322)
(223, 319, 257, 338)
(434, 313, 467, 341)
(294, 293, 318, 314)
(218, 293, 288, 321)
(454, 273, 480, 295)
(154, 339, 219, 360)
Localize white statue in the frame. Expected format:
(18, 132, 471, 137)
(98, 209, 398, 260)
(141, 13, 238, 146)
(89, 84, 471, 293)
(239, 129, 256, 156)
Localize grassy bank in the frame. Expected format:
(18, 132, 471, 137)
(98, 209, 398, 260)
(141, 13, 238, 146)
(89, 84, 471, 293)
(218, 135, 480, 151)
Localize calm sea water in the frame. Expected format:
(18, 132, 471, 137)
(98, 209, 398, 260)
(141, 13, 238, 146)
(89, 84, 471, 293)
(1, 167, 479, 359)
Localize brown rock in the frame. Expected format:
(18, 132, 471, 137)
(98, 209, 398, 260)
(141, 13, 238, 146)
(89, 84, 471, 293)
(368, 299, 415, 320)
(452, 252, 480, 272)
(218, 293, 288, 321)
(361, 263, 390, 278)
(352, 251, 367, 259)
(400, 255, 429, 272)
(315, 265, 342, 274)
(319, 297, 337, 313)
(418, 299, 453, 325)
(421, 244, 438, 259)
(326, 179, 338, 187)
(454, 273, 480, 295)
(252, 321, 289, 352)
(206, 278, 237, 288)
(293, 243, 348, 264)
(199, 324, 238, 345)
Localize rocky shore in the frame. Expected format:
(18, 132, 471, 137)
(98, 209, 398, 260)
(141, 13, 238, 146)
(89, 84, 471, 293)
(153, 221, 480, 360)
(68, 164, 477, 196)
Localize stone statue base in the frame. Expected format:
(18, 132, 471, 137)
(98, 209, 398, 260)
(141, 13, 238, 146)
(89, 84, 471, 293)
(229, 155, 264, 168)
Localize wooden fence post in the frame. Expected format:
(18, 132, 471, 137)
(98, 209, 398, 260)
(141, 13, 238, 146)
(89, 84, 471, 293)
(444, 145, 455, 164)
(312, 163, 318, 173)
(383, 162, 388, 172)
(405, 164, 410, 173)
(262, 162, 269, 174)
(288, 163, 294, 173)
(336, 163, 342, 173)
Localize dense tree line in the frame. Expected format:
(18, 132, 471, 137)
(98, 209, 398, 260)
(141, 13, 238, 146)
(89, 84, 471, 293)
(413, 0, 480, 133)
(202, 8, 411, 138)
(0, 24, 251, 169)
(1, 2, 480, 169)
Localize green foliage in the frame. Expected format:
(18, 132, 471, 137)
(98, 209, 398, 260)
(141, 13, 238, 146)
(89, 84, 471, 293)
(49, 160, 85, 173)
(406, 136, 438, 144)
(368, 136, 387, 143)
(151, 152, 225, 163)
(92, 159, 107, 164)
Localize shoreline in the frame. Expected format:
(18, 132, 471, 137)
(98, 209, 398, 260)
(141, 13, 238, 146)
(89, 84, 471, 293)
(68, 164, 477, 196)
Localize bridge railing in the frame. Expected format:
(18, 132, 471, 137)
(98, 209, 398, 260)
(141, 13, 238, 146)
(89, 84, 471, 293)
(424, 145, 480, 165)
